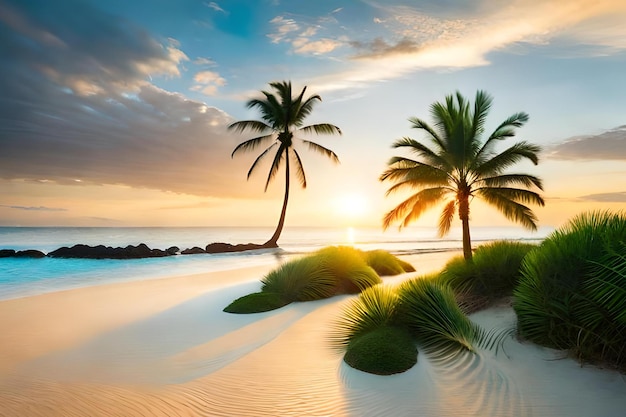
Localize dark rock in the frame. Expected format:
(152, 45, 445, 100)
(14, 249, 46, 258)
(205, 242, 275, 254)
(181, 246, 206, 255)
(166, 246, 180, 255)
(0, 249, 16, 257)
(48, 243, 170, 259)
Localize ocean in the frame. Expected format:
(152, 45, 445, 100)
(0, 226, 552, 300)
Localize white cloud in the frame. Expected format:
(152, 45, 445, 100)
(268, 16, 300, 43)
(205, 2, 227, 14)
(294, 38, 343, 55)
(192, 70, 226, 96)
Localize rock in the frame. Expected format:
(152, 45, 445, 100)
(205, 242, 271, 254)
(48, 243, 170, 259)
(0, 249, 16, 257)
(14, 249, 46, 258)
(181, 246, 206, 255)
(166, 246, 180, 255)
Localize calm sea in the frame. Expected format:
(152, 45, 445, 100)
(0, 226, 552, 300)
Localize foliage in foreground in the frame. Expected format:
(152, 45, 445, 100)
(333, 277, 504, 374)
(440, 241, 536, 306)
(224, 246, 412, 314)
(514, 210, 626, 369)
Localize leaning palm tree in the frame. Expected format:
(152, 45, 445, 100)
(229, 81, 341, 247)
(380, 90, 544, 261)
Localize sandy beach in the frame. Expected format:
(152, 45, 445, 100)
(1, 251, 624, 417)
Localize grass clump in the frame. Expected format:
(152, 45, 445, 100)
(344, 325, 417, 375)
(440, 241, 535, 300)
(313, 246, 382, 292)
(223, 292, 289, 314)
(363, 249, 415, 276)
(514, 210, 626, 369)
(398, 278, 482, 356)
(261, 256, 337, 302)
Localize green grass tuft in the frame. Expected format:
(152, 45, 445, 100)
(363, 250, 412, 276)
(398, 278, 481, 355)
(223, 292, 290, 314)
(514, 210, 626, 369)
(344, 325, 418, 375)
(261, 256, 337, 302)
(440, 241, 535, 299)
(331, 284, 400, 347)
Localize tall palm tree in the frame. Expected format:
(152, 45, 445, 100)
(380, 90, 544, 261)
(229, 81, 341, 247)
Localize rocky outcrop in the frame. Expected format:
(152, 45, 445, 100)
(180, 246, 206, 255)
(0, 241, 278, 260)
(48, 243, 170, 259)
(205, 242, 274, 253)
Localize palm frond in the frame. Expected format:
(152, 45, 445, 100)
(407, 117, 446, 152)
(390, 136, 448, 168)
(292, 148, 307, 188)
(231, 134, 275, 157)
(228, 120, 272, 134)
(474, 141, 542, 176)
(438, 199, 457, 237)
(476, 174, 543, 190)
(381, 160, 449, 192)
(477, 189, 541, 230)
(300, 139, 340, 163)
(477, 187, 545, 206)
(264, 145, 286, 192)
(382, 187, 447, 230)
(299, 123, 342, 136)
(470, 90, 493, 139)
(246, 142, 278, 179)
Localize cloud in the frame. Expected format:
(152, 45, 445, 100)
(0, 0, 255, 198)
(191, 70, 227, 96)
(0, 205, 67, 212)
(548, 126, 626, 160)
(194, 57, 217, 66)
(309, 0, 626, 92)
(267, 16, 299, 43)
(205, 2, 227, 14)
(578, 191, 626, 202)
(267, 11, 346, 55)
(0, 0, 188, 98)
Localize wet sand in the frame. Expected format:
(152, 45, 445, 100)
(1, 251, 624, 416)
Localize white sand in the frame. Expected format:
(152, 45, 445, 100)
(0, 251, 624, 417)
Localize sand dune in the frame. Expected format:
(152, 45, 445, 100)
(1, 252, 625, 416)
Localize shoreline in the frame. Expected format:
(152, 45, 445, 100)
(1, 250, 625, 416)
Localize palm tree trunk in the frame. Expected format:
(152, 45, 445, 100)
(264, 149, 289, 247)
(458, 193, 473, 262)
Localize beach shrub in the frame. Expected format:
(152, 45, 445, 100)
(440, 241, 535, 301)
(343, 325, 417, 375)
(312, 246, 382, 293)
(223, 292, 289, 314)
(332, 285, 401, 346)
(261, 256, 337, 302)
(363, 249, 416, 276)
(398, 278, 482, 356)
(514, 210, 626, 368)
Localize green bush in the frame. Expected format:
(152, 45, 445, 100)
(514, 210, 626, 368)
(398, 278, 482, 356)
(261, 256, 337, 302)
(331, 284, 400, 346)
(363, 250, 415, 276)
(312, 246, 382, 293)
(440, 241, 535, 299)
(223, 292, 289, 314)
(344, 325, 417, 375)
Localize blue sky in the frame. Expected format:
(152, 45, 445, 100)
(0, 0, 625, 228)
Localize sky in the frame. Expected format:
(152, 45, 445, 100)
(0, 0, 625, 232)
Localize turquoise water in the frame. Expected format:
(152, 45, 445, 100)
(0, 226, 552, 300)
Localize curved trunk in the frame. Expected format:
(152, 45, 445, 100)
(458, 191, 473, 262)
(264, 149, 290, 247)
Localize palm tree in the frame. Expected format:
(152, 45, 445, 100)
(380, 90, 544, 261)
(229, 81, 341, 247)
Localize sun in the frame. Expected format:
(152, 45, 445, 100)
(334, 193, 368, 218)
